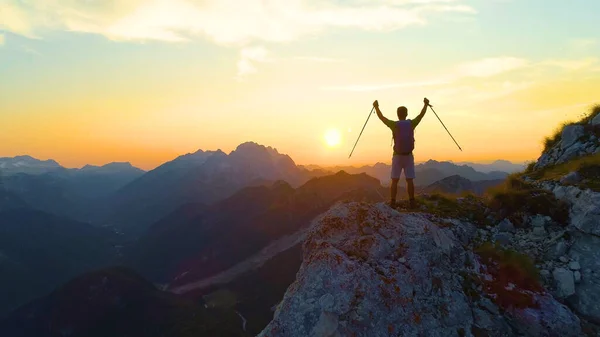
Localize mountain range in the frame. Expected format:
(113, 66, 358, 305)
(304, 159, 514, 186)
(0, 209, 118, 316)
(0, 142, 519, 334)
(0, 267, 247, 337)
(126, 171, 385, 284)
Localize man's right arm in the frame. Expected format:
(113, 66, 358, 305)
(373, 100, 394, 128)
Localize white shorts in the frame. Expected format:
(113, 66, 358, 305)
(391, 154, 415, 180)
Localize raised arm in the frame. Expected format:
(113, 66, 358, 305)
(373, 100, 392, 127)
(411, 97, 430, 128)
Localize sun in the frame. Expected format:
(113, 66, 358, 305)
(324, 129, 342, 147)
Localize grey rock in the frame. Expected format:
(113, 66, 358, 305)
(540, 270, 551, 283)
(319, 293, 335, 311)
(561, 125, 585, 150)
(568, 233, 600, 321)
(560, 171, 581, 185)
(532, 226, 547, 237)
(567, 188, 600, 236)
(493, 233, 512, 246)
(553, 268, 576, 298)
(574, 271, 582, 283)
(569, 261, 581, 271)
(530, 214, 548, 228)
(479, 297, 500, 316)
(311, 311, 339, 337)
(397, 257, 406, 263)
(592, 113, 600, 125)
(557, 143, 586, 164)
(559, 256, 569, 263)
(497, 218, 515, 233)
(545, 240, 568, 261)
(258, 202, 582, 337)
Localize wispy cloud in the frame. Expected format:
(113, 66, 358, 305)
(321, 56, 528, 92)
(236, 46, 271, 80)
(541, 57, 598, 71)
(0, 0, 475, 45)
(454, 57, 529, 78)
(570, 38, 597, 50)
(293, 56, 343, 63)
(322, 79, 450, 92)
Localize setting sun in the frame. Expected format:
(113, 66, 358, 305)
(324, 129, 342, 148)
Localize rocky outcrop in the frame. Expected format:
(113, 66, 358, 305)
(259, 202, 581, 337)
(535, 122, 600, 170)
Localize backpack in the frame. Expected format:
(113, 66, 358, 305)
(392, 120, 414, 154)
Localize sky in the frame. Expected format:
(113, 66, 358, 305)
(1, 0, 599, 170)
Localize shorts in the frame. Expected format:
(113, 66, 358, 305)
(391, 154, 415, 180)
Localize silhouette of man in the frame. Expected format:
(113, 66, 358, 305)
(373, 98, 429, 209)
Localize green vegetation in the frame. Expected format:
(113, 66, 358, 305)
(525, 153, 600, 192)
(542, 105, 600, 153)
(475, 242, 542, 310)
(418, 193, 490, 225)
(485, 175, 570, 225)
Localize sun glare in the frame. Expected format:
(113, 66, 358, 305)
(324, 129, 342, 147)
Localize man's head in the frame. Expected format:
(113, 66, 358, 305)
(397, 106, 408, 120)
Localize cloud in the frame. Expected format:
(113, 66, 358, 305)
(236, 46, 272, 80)
(0, 34, 4, 46)
(322, 79, 450, 92)
(293, 56, 343, 63)
(570, 38, 597, 50)
(321, 56, 528, 92)
(0, 0, 475, 45)
(454, 57, 529, 78)
(541, 58, 598, 71)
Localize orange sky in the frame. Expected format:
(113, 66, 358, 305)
(1, 0, 599, 170)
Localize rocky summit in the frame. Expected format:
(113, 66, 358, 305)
(258, 202, 581, 337)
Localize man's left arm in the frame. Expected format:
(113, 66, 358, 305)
(412, 97, 430, 129)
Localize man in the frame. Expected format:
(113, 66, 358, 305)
(373, 97, 429, 209)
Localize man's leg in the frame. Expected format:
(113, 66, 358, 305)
(390, 155, 401, 207)
(406, 178, 415, 200)
(391, 178, 400, 206)
(405, 155, 417, 208)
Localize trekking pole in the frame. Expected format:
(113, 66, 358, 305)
(348, 106, 375, 158)
(428, 104, 463, 151)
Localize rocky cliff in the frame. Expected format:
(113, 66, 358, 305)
(258, 202, 581, 337)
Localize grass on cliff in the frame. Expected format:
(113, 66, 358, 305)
(525, 153, 600, 191)
(542, 105, 600, 153)
(485, 175, 570, 226)
(418, 192, 490, 225)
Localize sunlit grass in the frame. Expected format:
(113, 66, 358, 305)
(541, 105, 600, 153)
(526, 153, 600, 191)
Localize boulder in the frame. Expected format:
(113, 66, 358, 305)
(560, 171, 581, 185)
(493, 233, 512, 246)
(568, 233, 600, 322)
(561, 125, 585, 150)
(591, 113, 600, 126)
(259, 202, 582, 337)
(553, 268, 575, 298)
(568, 189, 600, 236)
(497, 218, 515, 233)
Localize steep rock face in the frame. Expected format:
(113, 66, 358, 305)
(535, 123, 600, 170)
(538, 181, 600, 322)
(259, 202, 581, 337)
